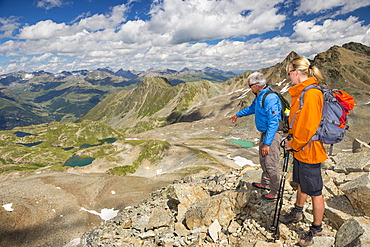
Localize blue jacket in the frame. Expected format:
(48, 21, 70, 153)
(236, 88, 281, 146)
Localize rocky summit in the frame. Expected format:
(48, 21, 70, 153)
(79, 144, 370, 247)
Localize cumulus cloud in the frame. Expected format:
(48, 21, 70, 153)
(295, 0, 370, 16)
(0, 0, 369, 75)
(291, 16, 370, 44)
(18, 20, 69, 40)
(148, 0, 286, 44)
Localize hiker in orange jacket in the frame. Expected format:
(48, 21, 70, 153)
(281, 57, 327, 247)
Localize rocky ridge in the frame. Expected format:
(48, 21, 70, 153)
(80, 143, 370, 247)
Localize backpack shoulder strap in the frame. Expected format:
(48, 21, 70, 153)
(298, 84, 321, 110)
(261, 90, 277, 109)
(290, 84, 321, 129)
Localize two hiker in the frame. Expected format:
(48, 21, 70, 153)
(230, 57, 326, 246)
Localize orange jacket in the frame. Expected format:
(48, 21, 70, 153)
(288, 77, 327, 164)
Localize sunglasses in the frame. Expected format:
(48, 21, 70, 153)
(288, 69, 296, 75)
(249, 83, 257, 87)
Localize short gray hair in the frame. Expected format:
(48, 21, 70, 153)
(247, 72, 266, 87)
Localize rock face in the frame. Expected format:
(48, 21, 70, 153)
(79, 149, 370, 247)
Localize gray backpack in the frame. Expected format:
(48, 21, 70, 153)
(293, 84, 355, 154)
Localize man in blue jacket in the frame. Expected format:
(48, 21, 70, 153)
(230, 72, 282, 200)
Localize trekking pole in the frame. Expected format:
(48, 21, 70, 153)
(270, 135, 291, 241)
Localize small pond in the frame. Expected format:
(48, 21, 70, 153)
(228, 140, 254, 148)
(79, 143, 97, 148)
(99, 138, 117, 144)
(64, 156, 95, 167)
(14, 131, 33, 137)
(80, 138, 118, 148)
(17, 141, 43, 147)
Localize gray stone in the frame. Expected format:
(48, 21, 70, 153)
(325, 195, 362, 229)
(325, 206, 352, 230)
(352, 139, 370, 153)
(254, 240, 283, 246)
(333, 152, 370, 173)
(138, 230, 156, 239)
(227, 220, 240, 233)
(131, 214, 150, 231)
(166, 183, 210, 221)
(310, 236, 335, 247)
(335, 217, 368, 247)
(185, 190, 250, 229)
(339, 173, 370, 216)
(147, 207, 173, 230)
(241, 169, 263, 189)
(323, 172, 341, 196)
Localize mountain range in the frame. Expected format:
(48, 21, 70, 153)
(0, 67, 236, 130)
(81, 42, 370, 138)
(0, 42, 368, 138)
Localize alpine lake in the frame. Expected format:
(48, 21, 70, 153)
(14, 131, 117, 167)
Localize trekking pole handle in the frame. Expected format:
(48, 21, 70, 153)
(280, 134, 292, 149)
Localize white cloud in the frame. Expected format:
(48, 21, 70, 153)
(148, 0, 286, 44)
(36, 0, 68, 10)
(0, 17, 20, 38)
(0, 0, 369, 75)
(30, 53, 53, 62)
(18, 20, 69, 40)
(295, 0, 370, 16)
(291, 16, 370, 43)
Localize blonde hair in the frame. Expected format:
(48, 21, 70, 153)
(288, 57, 323, 82)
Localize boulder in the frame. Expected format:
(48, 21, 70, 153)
(185, 190, 250, 229)
(166, 183, 210, 220)
(332, 152, 370, 173)
(335, 217, 370, 247)
(339, 173, 370, 216)
(147, 207, 173, 230)
(352, 138, 370, 153)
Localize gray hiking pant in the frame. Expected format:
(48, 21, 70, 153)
(259, 131, 282, 195)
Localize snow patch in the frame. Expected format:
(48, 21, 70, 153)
(227, 155, 259, 167)
(63, 238, 80, 247)
(80, 207, 119, 221)
(3, 203, 14, 212)
(228, 88, 247, 95)
(156, 169, 164, 175)
(236, 89, 251, 100)
(23, 73, 34, 80)
(280, 83, 290, 94)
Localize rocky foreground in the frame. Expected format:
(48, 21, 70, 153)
(79, 140, 370, 247)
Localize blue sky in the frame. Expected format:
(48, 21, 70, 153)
(0, 0, 369, 74)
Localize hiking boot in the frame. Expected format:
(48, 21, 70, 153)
(280, 208, 303, 224)
(262, 193, 277, 200)
(298, 228, 323, 246)
(252, 182, 270, 190)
